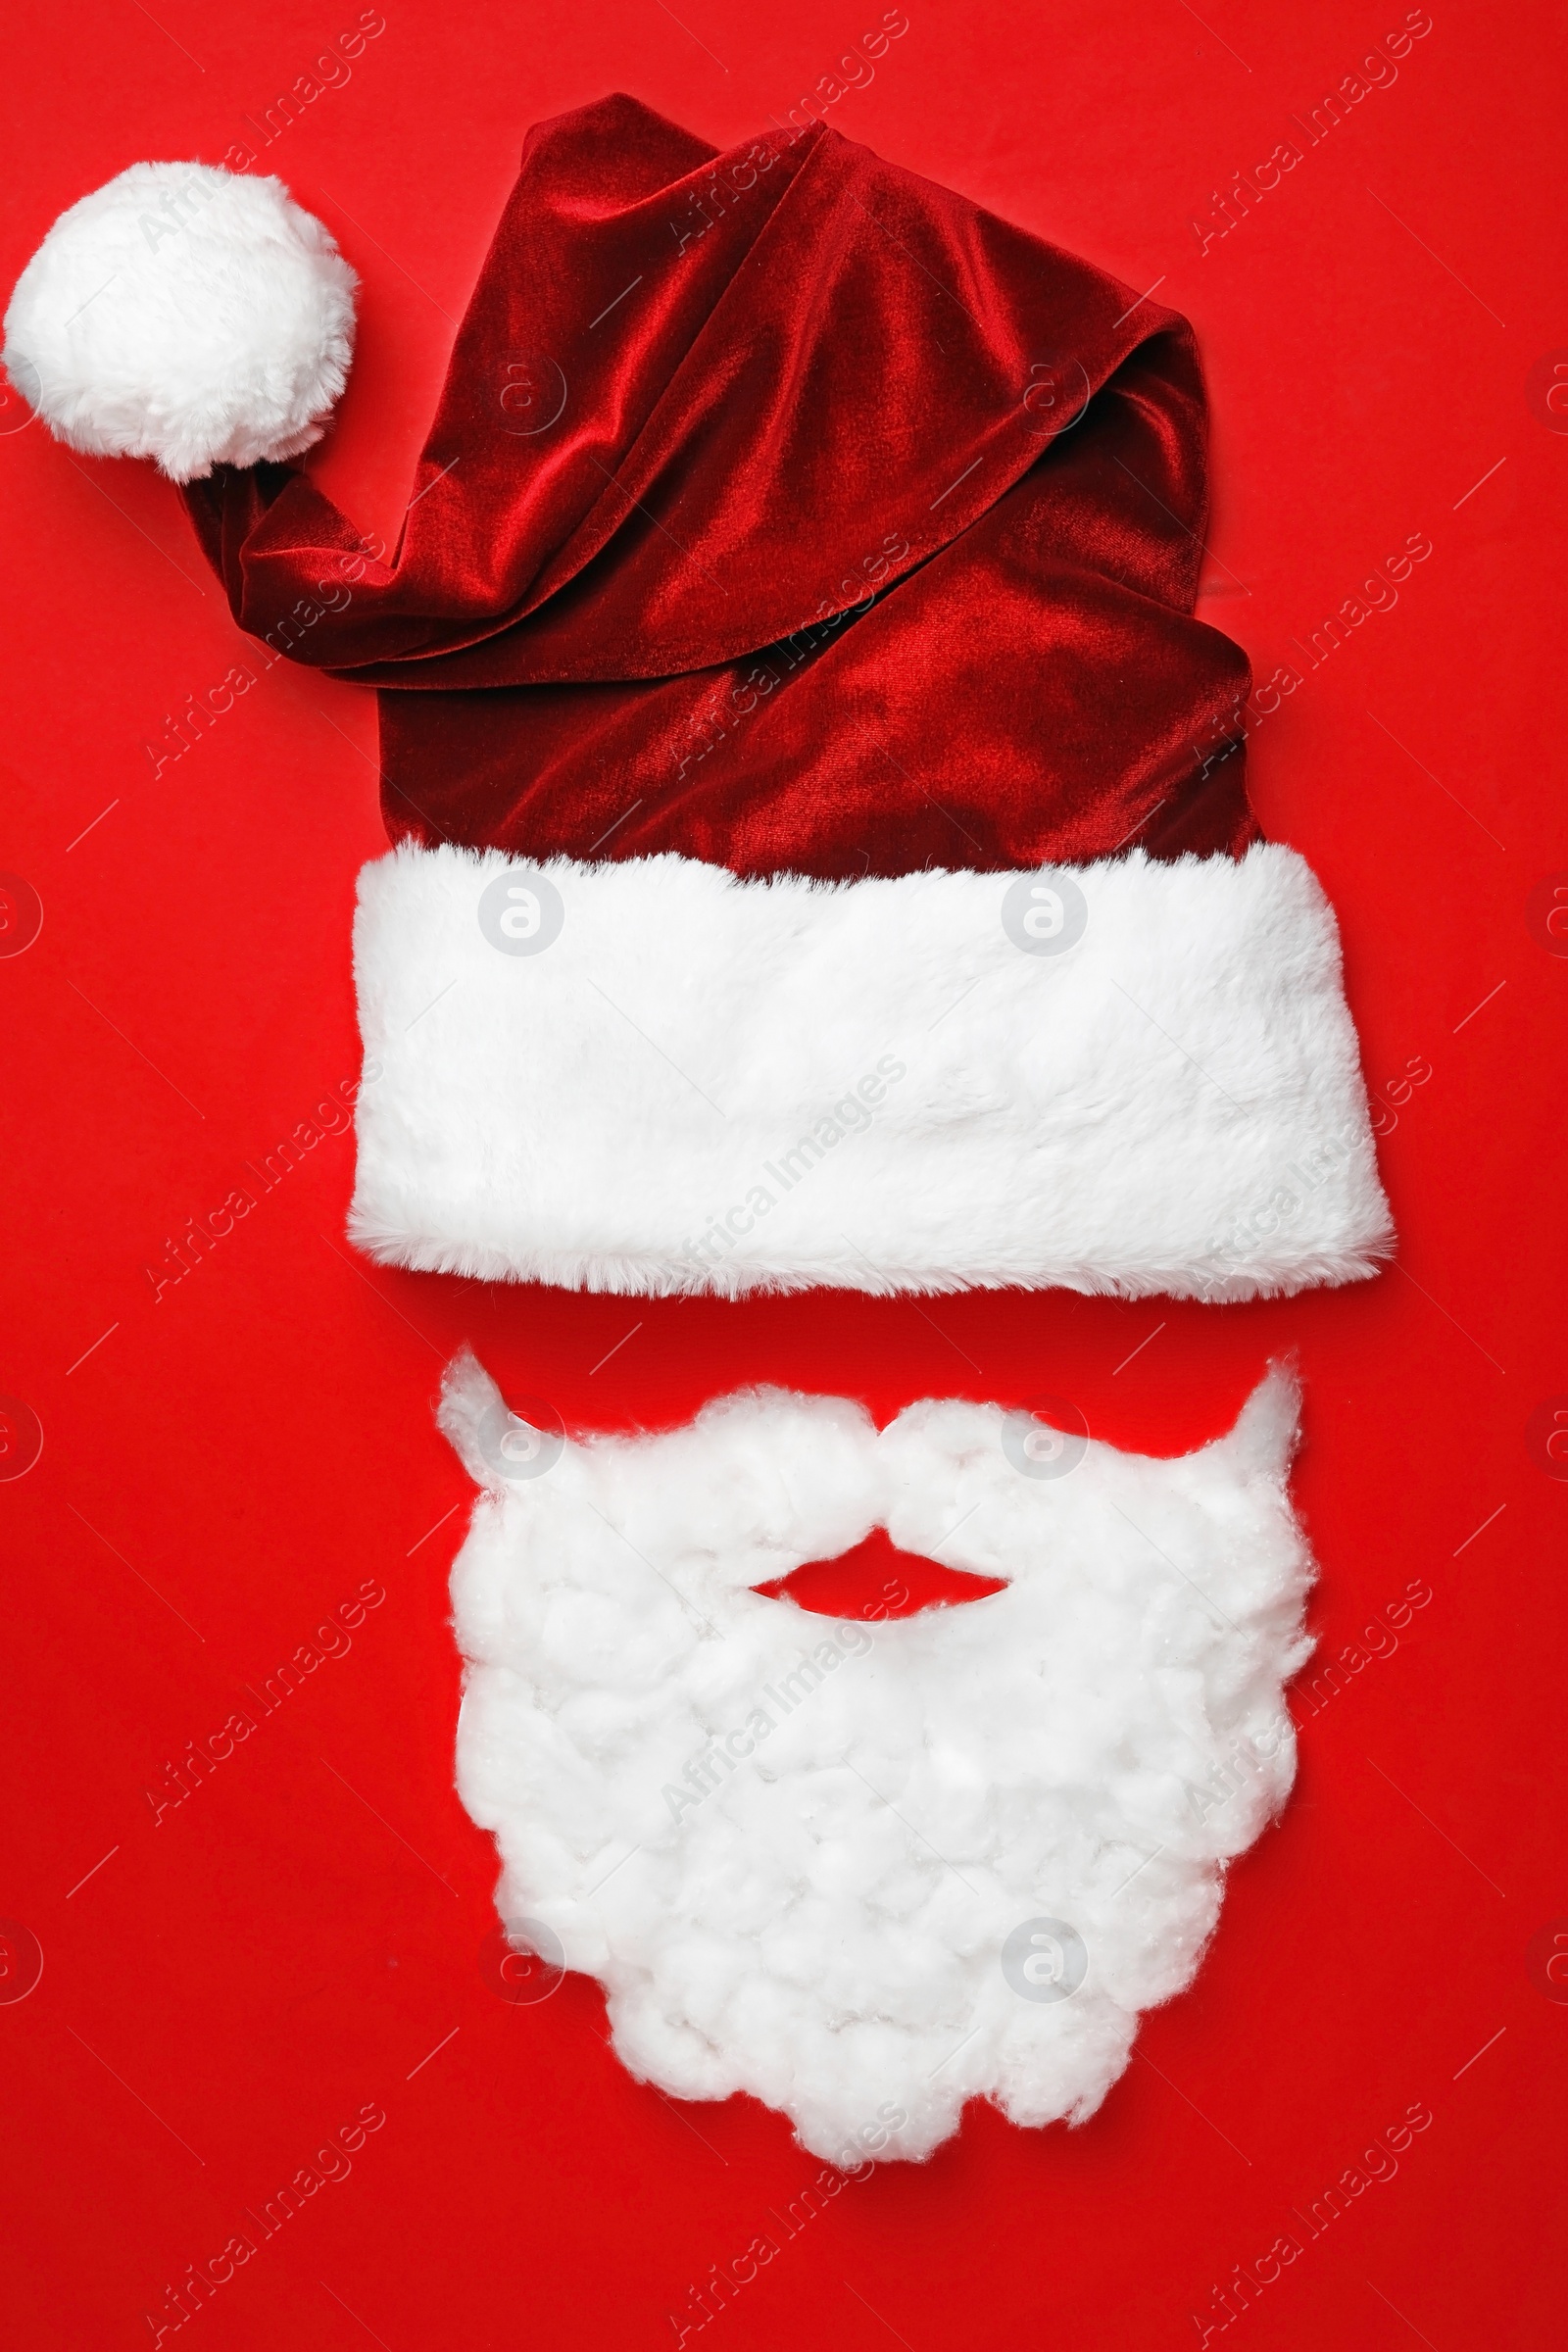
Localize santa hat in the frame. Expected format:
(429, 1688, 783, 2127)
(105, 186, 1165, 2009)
(5, 95, 1392, 1300)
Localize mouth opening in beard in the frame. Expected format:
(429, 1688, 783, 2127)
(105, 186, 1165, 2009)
(752, 1525, 1009, 1621)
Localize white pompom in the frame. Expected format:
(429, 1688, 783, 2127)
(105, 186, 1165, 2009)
(3, 163, 358, 482)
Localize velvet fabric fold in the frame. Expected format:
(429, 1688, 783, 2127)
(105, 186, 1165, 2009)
(182, 92, 1255, 876)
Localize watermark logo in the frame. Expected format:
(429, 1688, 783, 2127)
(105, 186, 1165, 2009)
(0, 1397, 42, 1481)
(0, 1920, 43, 2004)
(0, 352, 39, 436)
(1002, 873, 1088, 956)
(478, 867, 564, 956)
(474, 1391, 564, 1484)
(0, 873, 42, 956)
(1527, 349, 1568, 436)
(1527, 1919, 1568, 2003)
(1001, 1916, 1088, 2003)
(480, 1917, 565, 2004)
(498, 351, 567, 437)
(1001, 1396, 1090, 1481)
(1022, 357, 1091, 437)
(1525, 1396, 1568, 1481)
(1526, 872, 1568, 956)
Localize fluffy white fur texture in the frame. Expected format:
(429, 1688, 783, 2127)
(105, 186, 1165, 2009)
(352, 841, 1391, 1300)
(440, 1351, 1314, 2163)
(3, 164, 356, 480)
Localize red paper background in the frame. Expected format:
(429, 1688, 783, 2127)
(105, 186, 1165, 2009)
(3, 4, 1564, 2345)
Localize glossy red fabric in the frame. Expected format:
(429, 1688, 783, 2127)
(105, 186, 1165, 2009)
(183, 93, 1256, 877)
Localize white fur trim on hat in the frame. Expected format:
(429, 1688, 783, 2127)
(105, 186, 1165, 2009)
(3, 163, 357, 480)
(349, 840, 1393, 1301)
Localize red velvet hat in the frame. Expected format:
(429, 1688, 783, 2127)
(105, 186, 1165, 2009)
(6, 95, 1391, 1299)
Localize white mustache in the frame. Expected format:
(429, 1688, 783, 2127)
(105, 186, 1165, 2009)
(440, 1354, 1312, 2163)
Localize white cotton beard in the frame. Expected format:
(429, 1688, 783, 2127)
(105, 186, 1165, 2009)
(440, 1356, 1314, 2165)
